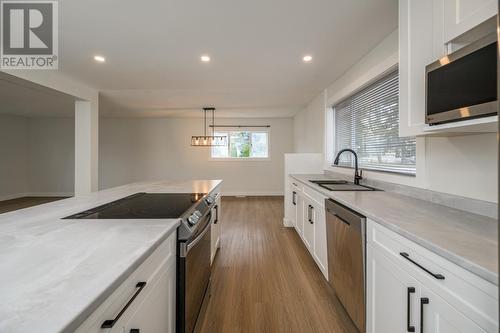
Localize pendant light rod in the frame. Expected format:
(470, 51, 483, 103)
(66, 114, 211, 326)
(208, 125, 271, 128)
(204, 109, 207, 136)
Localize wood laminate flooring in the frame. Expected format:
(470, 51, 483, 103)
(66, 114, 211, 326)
(0, 196, 68, 214)
(198, 196, 358, 333)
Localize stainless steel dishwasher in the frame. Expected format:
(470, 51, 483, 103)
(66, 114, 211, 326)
(326, 198, 366, 333)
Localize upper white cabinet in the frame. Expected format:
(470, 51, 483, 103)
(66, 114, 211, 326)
(443, 0, 498, 42)
(399, 0, 436, 137)
(398, 0, 498, 137)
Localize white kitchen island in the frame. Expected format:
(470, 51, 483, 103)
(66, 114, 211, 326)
(0, 180, 222, 333)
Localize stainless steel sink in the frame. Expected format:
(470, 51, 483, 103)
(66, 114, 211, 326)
(309, 180, 378, 191)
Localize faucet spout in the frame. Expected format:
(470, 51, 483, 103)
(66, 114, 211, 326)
(333, 149, 363, 185)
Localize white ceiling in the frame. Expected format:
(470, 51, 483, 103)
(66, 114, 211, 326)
(4, 0, 398, 118)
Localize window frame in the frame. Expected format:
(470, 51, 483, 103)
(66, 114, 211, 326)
(331, 68, 417, 176)
(208, 128, 271, 161)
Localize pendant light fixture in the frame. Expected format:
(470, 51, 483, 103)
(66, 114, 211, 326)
(191, 107, 227, 146)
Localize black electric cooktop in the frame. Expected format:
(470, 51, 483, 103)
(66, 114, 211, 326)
(64, 192, 206, 219)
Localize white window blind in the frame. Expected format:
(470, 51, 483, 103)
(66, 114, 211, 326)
(333, 69, 416, 175)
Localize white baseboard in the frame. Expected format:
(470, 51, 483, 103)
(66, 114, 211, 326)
(0, 193, 26, 201)
(221, 191, 284, 197)
(27, 192, 73, 197)
(283, 218, 293, 227)
(0, 192, 73, 201)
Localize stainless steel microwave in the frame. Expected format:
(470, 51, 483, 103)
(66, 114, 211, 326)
(425, 34, 498, 125)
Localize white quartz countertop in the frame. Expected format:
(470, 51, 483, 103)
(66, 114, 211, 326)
(290, 174, 498, 285)
(0, 179, 222, 333)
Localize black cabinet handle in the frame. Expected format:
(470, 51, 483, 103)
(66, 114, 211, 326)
(130, 330, 140, 333)
(420, 297, 429, 333)
(400, 252, 445, 280)
(407, 287, 415, 332)
(214, 205, 219, 224)
(292, 191, 297, 205)
(101, 282, 147, 328)
(309, 205, 314, 224)
(307, 205, 313, 223)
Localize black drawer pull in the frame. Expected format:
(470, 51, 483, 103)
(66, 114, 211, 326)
(407, 287, 415, 332)
(130, 330, 140, 333)
(292, 191, 297, 205)
(214, 205, 219, 224)
(101, 282, 147, 328)
(400, 252, 445, 280)
(420, 297, 429, 333)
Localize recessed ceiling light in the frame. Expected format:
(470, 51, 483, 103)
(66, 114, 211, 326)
(94, 55, 106, 63)
(201, 55, 211, 62)
(303, 55, 313, 62)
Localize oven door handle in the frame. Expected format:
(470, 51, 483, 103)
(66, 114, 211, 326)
(186, 216, 212, 254)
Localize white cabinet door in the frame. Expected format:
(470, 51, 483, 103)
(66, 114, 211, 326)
(295, 192, 304, 236)
(367, 244, 420, 333)
(302, 197, 315, 253)
(75, 235, 176, 333)
(312, 204, 328, 279)
(122, 262, 176, 333)
(284, 178, 295, 227)
(290, 188, 298, 227)
(210, 197, 221, 264)
(444, 0, 497, 42)
(421, 287, 487, 333)
(399, 0, 435, 137)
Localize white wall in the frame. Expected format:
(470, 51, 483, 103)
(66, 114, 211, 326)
(293, 91, 326, 154)
(0, 115, 28, 200)
(99, 117, 294, 195)
(0, 115, 74, 199)
(293, 30, 498, 203)
(26, 117, 75, 195)
(3, 70, 99, 194)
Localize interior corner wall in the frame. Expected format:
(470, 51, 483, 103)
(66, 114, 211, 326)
(0, 115, 28, 200)
(293, 91, 326, 154)
(99, 117, 294, 195)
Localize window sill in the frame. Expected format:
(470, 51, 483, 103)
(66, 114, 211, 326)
(208, 157, 271, 162)
(331, 164, 416, 177)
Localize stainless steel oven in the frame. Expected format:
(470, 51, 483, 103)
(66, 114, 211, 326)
(425, 33, 498, 125)
(177, 209, 212, 333)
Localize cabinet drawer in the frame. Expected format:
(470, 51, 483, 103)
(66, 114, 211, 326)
(303, 185, 327, 207)
(367, 220, 498, 332)
(75, 232, 176, 332)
